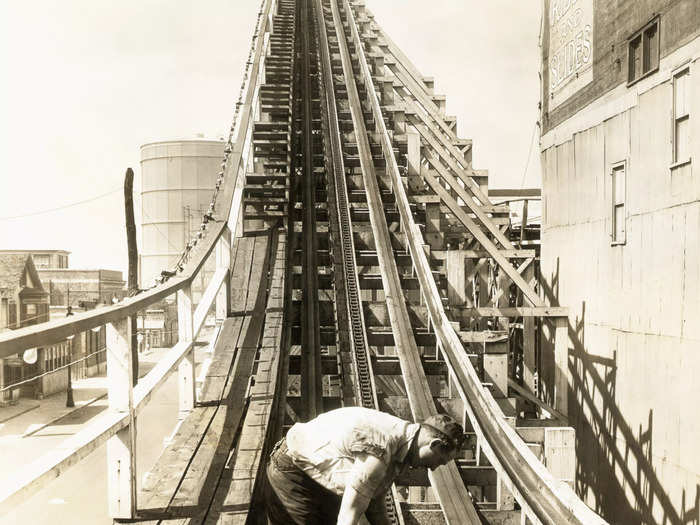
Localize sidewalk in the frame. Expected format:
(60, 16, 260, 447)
(0, 347, 170, 436)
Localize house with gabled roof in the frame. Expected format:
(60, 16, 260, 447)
(0, 254, 50, 403)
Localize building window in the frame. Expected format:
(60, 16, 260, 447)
(628, 18, 659, 84)
(33, 254, 50, 268)
(8, 301, 17, 328)
(611, 162, 626, 244)
(673, 66, 691, 165)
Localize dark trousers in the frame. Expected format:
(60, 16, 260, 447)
(265, 439, 342, 524)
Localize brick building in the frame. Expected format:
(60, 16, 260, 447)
(39, 269, 126, 308)
(540, 1, 699, 523)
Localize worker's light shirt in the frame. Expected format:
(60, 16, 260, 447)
(285, 407, 420, 499)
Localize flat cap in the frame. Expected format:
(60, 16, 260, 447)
(421, 414, 466, 450)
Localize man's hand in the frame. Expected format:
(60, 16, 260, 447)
(337, 486, 371, 525)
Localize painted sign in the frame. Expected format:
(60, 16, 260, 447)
(548, 0, 593, 109)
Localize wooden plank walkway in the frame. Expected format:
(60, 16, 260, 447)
(205, 230, 288, 525)
(135, 233, 275, 524)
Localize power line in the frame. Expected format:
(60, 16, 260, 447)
(518, 121, 539, 189)
(139, 207, 183, 254)
(0, 186, 122, 221)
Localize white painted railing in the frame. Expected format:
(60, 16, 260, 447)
(0, 0, 275, 518)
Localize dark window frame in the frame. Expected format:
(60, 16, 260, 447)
(671, 65, 692, 167)
(627, 17, 660, 86)
(611, 160, 627, 246)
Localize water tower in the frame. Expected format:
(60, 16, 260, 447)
(139, 137, 225, 303)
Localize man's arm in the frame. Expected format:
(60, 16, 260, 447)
(337, 454, 388, 525)
(337, 486, 372, 525)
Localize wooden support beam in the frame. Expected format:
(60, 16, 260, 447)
(488, 188, 541, 198)
(216, 227, 232, 323)
(447, 250, 467, 307)
(396, 463, 498, 487)
(508, 380, 567, 422)
(390, 64, 458, 142)
(406, 128, 422, 192)
(420, 166, 543, 306)
(455, 307, 567, 318)
(554, 317, 568, 416)
(432, 249, 536, 260)
(544, 428, 576, 488)
(374, 30, 433, 100)
(417, 120, 492, 209)
(522, 267, 537, 397)
(177, 284, 195, 416)
(483, 353, 508, 399)
(421, 142, 512, 248)
(106, 316, 137, 519)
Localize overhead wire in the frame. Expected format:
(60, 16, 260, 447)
(518, 121, 539, 190)
(0, 186, 122, 221)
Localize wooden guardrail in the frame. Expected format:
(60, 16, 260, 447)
(343, 1, 607, 523)
(0, 0, 275, 518)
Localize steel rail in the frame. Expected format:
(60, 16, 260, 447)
(299, 0, 323, 420)
(342, 1, 608, 523)
(314, 0, 379, 415)
(314, 0, 400, 522)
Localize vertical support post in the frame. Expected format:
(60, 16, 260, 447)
(424, 201, 442, 249)
(520, 199, 529, 246)
(544, 427, 576, 488)
(382, 79, 394, 106)
(178, 284, 195, 416)
(216, 228, 232, 324)
(447, 250, 466, 307)
(106, 317, 136, 519)
(554, 316, 568, 416)
(406, 129, 421, 192)
(483, 337, 508, 399)
(393, 109, 406, 134)
(523, 316, 536, 391)
(522, 266, 536, 393)
(475, 258, 489, 330)
(496, 473, 515, 510)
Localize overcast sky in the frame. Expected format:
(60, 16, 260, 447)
(0, 1, 542, 275)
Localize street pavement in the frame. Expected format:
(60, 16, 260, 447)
(0, 330, 216, 524)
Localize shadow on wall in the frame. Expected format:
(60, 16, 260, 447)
(540, 257, 699, 525)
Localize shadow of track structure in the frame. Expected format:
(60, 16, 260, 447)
(539, 261, 700, 525)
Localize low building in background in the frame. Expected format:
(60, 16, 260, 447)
(0, 251, 125, 402)
(0, 249, 70, 270)
(0, 254, 50, 404)
(38, 268, 126, 308)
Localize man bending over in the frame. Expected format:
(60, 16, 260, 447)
(265, 406, 465, 525)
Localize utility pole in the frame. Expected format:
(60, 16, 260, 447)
(65, 306, 75, 407)
(124, 167, 139, 385)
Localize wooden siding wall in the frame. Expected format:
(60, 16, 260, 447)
(540, 45, 700, 524)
